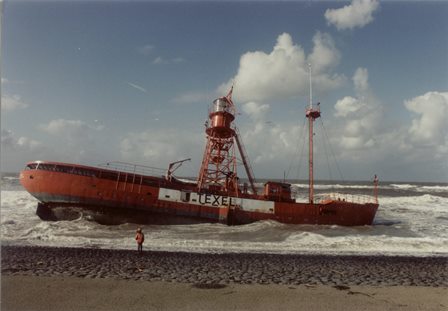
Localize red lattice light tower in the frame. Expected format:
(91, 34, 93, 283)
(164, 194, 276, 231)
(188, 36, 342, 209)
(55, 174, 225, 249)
(197, 87, 257, 196)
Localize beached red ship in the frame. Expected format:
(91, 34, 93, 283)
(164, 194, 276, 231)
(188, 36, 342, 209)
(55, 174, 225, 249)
(20, 77, 379, 226)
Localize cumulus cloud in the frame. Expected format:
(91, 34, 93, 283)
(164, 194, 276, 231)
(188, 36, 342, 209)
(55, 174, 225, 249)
(404, 91, 448, 147)
(1, 94, 29, 111)
(39, 118, 104, 150)
(1, 129, 15, 147)
(40, 119, 102, 135)
(235, 100, 304, 176)
(1, 129, 42, 151)
(334, 96, 363, 117)
(218, 32, 345, 103)
(352, 67, 369, 92)
(370, 92, 448, 180)
(17, 136, 42, 150)
(242, 102, 270, 121)
(242, 122, 301, 167)
(330, 69, 447, 181)
(32, 119, 106, 164)
(334, 67, 383, 150)
(211, 32, 345, 177)
(120, 129, 203, 173)
(308, 32, 341, 73)
(325, 0, 380, 31)
(334, 68, 371, 118)
(1, 129, 45, 171)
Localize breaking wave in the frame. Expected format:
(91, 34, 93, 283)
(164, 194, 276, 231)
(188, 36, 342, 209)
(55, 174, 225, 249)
(1, 177, 448, 256)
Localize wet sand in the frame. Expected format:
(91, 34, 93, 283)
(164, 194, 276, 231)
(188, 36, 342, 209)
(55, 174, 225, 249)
(2, 246, 447, 310)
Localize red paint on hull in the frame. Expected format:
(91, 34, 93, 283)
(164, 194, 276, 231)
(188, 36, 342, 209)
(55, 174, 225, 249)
(20, 165, 220, 222)
(229, 201, 377, 226)
(20, 161, 378, 226)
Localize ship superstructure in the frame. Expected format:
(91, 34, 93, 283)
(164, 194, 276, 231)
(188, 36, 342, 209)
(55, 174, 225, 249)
(20, 71, 379, 226)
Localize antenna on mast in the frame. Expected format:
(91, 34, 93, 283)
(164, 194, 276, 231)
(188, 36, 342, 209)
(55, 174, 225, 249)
(308, 63, 313, 109)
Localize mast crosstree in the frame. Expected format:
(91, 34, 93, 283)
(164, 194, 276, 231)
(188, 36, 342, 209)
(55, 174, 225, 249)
(306, 64, 321, 204)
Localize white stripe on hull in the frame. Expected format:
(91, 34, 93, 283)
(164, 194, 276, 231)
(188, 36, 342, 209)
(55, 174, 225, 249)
(158, 188, 274, 214)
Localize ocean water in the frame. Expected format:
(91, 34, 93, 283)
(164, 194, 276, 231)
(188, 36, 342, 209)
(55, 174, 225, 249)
(1, 174, 447, 257)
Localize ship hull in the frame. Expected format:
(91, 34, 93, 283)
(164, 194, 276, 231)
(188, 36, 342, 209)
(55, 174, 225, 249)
(20, 162, 378, 226)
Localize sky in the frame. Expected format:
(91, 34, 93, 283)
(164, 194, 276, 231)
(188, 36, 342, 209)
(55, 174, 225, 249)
(1, 0, 447, 182)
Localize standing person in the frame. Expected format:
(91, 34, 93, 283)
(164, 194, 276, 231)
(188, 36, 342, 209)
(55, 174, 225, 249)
(135, 228, 144, 253)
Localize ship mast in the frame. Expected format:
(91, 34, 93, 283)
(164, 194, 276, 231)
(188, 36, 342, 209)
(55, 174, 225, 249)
(305, 64, 321, 204)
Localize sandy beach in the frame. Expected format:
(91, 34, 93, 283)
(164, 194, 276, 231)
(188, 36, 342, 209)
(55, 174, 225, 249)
(2, 246, 447, 310)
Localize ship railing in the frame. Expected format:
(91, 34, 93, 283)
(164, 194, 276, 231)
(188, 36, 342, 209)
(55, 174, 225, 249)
(98, 161, 165, 177)
(316, 192, 376, 205)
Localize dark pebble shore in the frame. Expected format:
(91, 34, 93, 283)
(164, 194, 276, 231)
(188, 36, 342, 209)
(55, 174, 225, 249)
(2, 245, 447, 287)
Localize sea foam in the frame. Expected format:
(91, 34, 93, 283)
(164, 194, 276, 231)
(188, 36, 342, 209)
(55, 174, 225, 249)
(1, 179, 448, 256)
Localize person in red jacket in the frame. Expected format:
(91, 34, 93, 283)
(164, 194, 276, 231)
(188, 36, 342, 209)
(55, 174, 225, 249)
(135, 228, 145, 253)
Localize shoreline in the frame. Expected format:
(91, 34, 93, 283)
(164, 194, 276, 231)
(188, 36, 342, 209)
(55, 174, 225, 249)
(3, 241, 447, 259)
(2, 245, 448, 310)
(2, 245, 447, 286)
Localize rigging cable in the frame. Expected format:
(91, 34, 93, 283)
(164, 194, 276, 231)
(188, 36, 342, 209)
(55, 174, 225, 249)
(285, 114, 308, 181)
(319, 118, 345, 183)
(317, 119, 334, 183)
